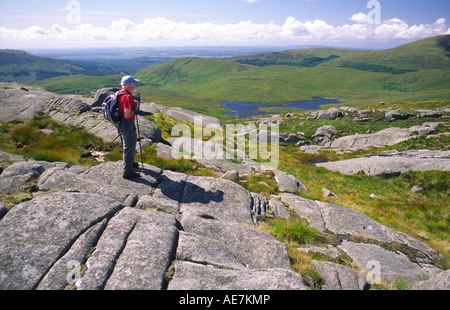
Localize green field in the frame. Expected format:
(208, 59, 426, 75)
(25, 35, 450, 122)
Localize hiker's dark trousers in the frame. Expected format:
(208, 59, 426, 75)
(118, 120, 137, 176)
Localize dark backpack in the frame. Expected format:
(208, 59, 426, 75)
(102, 91, 128, 126)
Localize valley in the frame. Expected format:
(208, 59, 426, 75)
(0, 35, 449, 290)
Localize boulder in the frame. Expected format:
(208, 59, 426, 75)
(77, 208, 178, 290)
(45, 97, 91, 114)
(338, 241, 428, 284)
(385, 110, 413, 121)
(180, 176, 254, 225)
(0, 192, 124, 290)
(38, 161, 162, 205)
(164, 107, 222, 128)
(279, 133, 304, 144)
(269, 198, 290, 219)
(420, 111, 444, 118)
(317, 108, 344, 120)
(330, 123, 441, 151)
(273, 169, 309, 193)
(312, 261, 370, 290)
(168, 261, 306, 290)
(316, 150, 450, 177)
(278, 193, 439, 265)
(0, 83, 56, 121)
(0, 160, 68, 194)
(180, 211, 291, 270)
(411, 270, 450, 290)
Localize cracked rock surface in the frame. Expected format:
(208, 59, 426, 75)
(0, 158, 447, 290)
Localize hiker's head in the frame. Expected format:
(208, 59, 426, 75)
(121, 75, 140, 91)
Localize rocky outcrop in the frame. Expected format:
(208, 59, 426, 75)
(0, 153, 447, 290)
(0, 83, 56, 121)
(317, 150, 450, 177)
(0, 83, 222, 145)
(0, 155, 308, 290)
(330, 123, 441, 151)
(276, 193, 445, 286)
(140, 102, 222, 128)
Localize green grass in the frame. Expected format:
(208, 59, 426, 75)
(0, 114, 120, 166)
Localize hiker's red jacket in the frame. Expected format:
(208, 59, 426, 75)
(118, 89, 136, 121)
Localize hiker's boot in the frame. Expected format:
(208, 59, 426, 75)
(123, 172, 141, 180)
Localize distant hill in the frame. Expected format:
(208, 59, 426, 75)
(232, 35, 450, 73)
(0, 50, 170, 83)
(132, 35, 450, 111)
(0, 50, 86, 82)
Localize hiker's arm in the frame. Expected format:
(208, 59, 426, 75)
(123, 108, 135, 120)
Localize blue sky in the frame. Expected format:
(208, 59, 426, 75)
(1, 0, 449, 49)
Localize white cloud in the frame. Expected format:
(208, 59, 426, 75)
(0, 15, 448, 48)
(350, 13, 370, 24)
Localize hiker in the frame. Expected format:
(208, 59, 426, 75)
(118, 75, 141, 179)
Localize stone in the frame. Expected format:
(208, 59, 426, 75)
(38, 161, 162, 204)
(0, 161, 67, 194)
(273, 169, 309, 194)
(163, 106, 222, 128)
(338, 241, 428, 284)
(180, 176, 255, 225)
(317, 108, 344, 120)
(316, 150, 450, 177)
(278, 193, 438, 264)
(0, 151, 24, 163)
(0, 192, 124, 290)
(45, 97, 91, 114)
(220, 170, 239, 182)
(412, 185, 423, 193)
(77, 208, 178, 290)
(385, 110, 412, 120)
(135, 114, 162, 143)
(279, 133, 304, 144)
(0, 83, 56, 120)
(180, 212, 291, 270)
(312, 261, 370, 290)
(269, 198, 290, 219)
(168, 261, 307, 290)
(322, 188, 342, 201)
(411, 270, 450, 290)
(91, 87, 121, 107)
(420, 111, 444, 118)
(176, 231, 245, 270)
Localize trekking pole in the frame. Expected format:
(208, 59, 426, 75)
(135, 109, 145, 171)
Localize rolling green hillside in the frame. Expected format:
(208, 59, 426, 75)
(231, 48, 363, 68)
(133, 36, 450, 112)
(26, 35, 450, 120)
(322, 35, 450, 72)
(0, 49, 169, 83)
(0, 50, 86, 82)
(232, 35, 450, 73)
